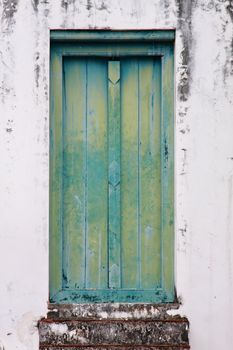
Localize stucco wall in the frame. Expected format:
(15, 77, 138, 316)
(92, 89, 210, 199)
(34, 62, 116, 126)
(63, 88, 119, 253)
(0, 0, 233, 349)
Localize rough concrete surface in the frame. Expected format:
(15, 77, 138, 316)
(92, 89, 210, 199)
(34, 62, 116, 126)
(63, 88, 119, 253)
(41, 304, 189, 349)
(47, 303, 180, 320)
(39, 348, 189, 350)
(39, 319, 189, 346)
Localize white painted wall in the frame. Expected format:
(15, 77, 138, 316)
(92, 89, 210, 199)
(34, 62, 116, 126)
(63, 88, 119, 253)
(0, 0, 233, 349)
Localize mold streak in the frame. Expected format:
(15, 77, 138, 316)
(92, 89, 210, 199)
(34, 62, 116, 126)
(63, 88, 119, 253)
(176, 0, 194, 102)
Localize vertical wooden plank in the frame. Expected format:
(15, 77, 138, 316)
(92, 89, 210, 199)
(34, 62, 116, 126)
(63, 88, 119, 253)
(49, 49, 63, 299)
(108, 61, 121, 288)
(161, 46, 174, 300)
(86, 59, 108, 289)
(62, 58, 86, 289)
(121, 59, 139, 288)
(139, 58, 161, 289)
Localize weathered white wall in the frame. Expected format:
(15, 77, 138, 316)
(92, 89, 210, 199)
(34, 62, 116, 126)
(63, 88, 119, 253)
(0, 0, 233, 349)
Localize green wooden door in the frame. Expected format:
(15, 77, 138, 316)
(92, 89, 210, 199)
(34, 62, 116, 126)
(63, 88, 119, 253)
(50, 31, 174, 303)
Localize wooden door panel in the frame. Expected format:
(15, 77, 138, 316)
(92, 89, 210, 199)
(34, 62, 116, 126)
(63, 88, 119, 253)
(50, 34, 174, 303)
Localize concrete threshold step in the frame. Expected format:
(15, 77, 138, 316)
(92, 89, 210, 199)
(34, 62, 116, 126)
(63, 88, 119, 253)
(39, 317, 189, 350)
(40, 348, 189, 350)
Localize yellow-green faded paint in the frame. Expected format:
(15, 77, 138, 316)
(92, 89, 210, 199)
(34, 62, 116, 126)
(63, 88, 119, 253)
(50, 31, 174, 304)
(139, 59, 161, 289)
(121, 59, 140, 289)
(62, 58, 86, 289)
(108, 61, 121, 289)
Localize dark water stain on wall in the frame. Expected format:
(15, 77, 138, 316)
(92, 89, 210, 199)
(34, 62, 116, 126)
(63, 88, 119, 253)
(86, 0, 92, 11)
(226, 0, 233, 22)
(163, 0, 171, 20)
(224, 0, 233, 83)
(2, 0, 19, 20)
(35, 64, 40, 88)
(31, 0, 39, 12)
(175, 0, 195, 102)
(61, 0, 68, 10)
(61, 0, 77, 11)
(97, 1, 108, 11)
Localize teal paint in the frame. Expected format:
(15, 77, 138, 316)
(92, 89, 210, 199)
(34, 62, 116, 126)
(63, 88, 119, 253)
(85, 59, 108, 289)
(51, 288, 171, 304)
(50, 30, 175, 42)
(62, 58, 86, 289)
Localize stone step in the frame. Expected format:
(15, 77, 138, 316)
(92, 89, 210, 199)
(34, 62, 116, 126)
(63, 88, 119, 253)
(39, 317, 189, 349)
(40, 345, 190, 350)
(40, 348, 189, 350)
